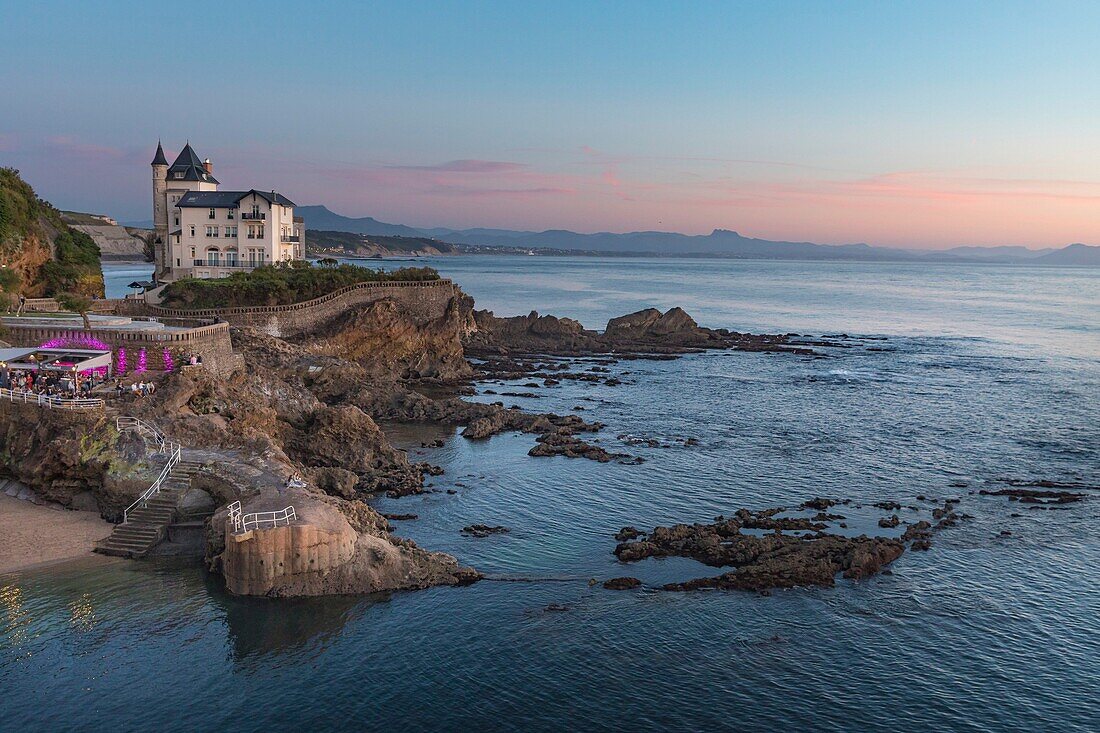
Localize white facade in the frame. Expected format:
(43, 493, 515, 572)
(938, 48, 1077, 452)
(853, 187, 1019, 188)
(151, 143, 304, 282)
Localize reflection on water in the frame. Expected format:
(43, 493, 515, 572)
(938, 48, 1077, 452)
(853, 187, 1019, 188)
(201, 569, 381, 663)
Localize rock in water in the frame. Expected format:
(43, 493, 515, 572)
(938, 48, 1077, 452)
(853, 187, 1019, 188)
(603, 577, 642, 590)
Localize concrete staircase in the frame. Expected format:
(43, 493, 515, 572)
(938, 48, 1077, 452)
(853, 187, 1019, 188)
(95, 460, 204, 558)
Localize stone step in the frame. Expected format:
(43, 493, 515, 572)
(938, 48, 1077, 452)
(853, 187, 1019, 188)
(126, 509, 171, 518)
(112, 519, 160, 530)
(109, 534, 158, 546)
(100, 536, 155, 549)
(124, 515, 171, 526)
(96, 544, 141, 558)
(113, 521, 159, 534)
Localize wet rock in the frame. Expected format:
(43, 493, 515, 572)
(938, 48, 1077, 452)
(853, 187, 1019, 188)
(615, 509, 903, 592)
(383, 513, 418, 521)
(461, 524, 509, 538)
(878, 514, 901, 528)
(979, 488, 1085, 504)
(615, 526, 644, 541)
(603, 577, 642, 590)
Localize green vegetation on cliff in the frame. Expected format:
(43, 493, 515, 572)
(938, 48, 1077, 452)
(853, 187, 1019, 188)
(307, 229, 455, 256)
(159, 261, 440, 308)
(0, 168, 104, 297)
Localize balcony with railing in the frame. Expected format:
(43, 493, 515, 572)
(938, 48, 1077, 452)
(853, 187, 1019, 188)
(193, 259, 256, 269)
(241, 212, 266, 220)
(280, 235, 300, 243)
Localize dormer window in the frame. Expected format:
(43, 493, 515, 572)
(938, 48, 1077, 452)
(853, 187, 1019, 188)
(174, 172, 184, 179)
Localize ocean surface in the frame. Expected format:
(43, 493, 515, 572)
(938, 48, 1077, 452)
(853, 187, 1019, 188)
(7, 257, 1099, 732)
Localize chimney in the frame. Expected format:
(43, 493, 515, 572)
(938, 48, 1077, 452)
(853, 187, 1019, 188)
(203, 158, 213, 174)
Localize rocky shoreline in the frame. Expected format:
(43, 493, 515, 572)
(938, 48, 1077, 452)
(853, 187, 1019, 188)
(2, 280, 1087, 599)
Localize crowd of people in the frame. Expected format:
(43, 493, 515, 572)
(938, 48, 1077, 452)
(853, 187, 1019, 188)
(0, 368, 105, 400)
(0, 368, 166, 402)
(116, 380, 157, 398)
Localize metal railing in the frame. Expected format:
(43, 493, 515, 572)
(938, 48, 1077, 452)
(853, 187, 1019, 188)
(115, 416, 165, 446)
(226, 500, 297, 534)
(241, 212, 265, 220)
(0, 387, 104, 410)
(116, 416, 182, 522)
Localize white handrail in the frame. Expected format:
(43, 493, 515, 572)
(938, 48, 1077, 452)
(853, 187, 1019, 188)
(116, 416, 181, 522)
(227, 500, 243, 533)
(0, 387, 104, 410)
(234, 505, 297, 533)
(115, 416, 166, 446)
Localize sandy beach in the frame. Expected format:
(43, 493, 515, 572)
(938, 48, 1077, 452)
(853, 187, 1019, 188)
(0, 494, 113, 574)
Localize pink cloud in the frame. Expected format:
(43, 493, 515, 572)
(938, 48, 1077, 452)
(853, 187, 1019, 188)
(385, 159, 528, 173)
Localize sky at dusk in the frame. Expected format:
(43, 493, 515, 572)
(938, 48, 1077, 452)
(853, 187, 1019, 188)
(1, 1, 1099, 249)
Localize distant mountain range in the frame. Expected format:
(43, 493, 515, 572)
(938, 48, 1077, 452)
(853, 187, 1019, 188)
(195, 204, 1093, 266)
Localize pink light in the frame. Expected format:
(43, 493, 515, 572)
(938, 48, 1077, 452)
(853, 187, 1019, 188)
(135, 349, 147, 374)
(40, 334, 111, 350)
(117, 348, 127, 373)
(162, 348, 175, 372)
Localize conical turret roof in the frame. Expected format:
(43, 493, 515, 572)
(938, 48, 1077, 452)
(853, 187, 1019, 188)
(151, 141, 168, 166)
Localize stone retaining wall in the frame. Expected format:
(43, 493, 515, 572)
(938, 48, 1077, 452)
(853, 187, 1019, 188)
(3, 322, 238, 376)
(113, 279, 457, 338)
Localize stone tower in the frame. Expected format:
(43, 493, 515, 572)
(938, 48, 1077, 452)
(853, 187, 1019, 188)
(151, 141, 169, 280)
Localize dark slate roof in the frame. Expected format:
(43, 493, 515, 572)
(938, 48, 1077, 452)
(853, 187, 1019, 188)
(166, 143, 219, 184)
(242, 189, 296, 207)
(176, 191, 245, 208)
(176, 189, 298, 209)
(151, 141, 168, 167)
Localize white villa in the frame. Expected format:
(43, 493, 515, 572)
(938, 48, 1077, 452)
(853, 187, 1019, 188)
(151, 142, 305, 282)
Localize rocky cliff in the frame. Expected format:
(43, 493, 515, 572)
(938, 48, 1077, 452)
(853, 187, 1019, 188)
(61, 211, 152, 261)
(0, 168, 105, 297)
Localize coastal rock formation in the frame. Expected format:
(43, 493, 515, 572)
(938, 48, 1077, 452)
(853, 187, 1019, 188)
(303, 296, 473, 381)
(214, 487, 479, 597)
(611, 504, 962, 592)
(465, 306, 812, 356)
(0, 403, 167, 520)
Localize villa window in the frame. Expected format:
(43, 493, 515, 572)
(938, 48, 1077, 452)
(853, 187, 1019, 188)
(209, 208, 216, 219)
(174, 215, 179, 226)
(207, 248, 220, 266)
(190, 247, 196, 258)
(213, 226, 220, 237)
(227, 209, 235, 220)
(189, 225, 195, 237)
(205, 226, 213, 237)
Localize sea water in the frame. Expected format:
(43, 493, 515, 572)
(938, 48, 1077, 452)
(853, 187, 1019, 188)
(6, 258, 1098, 731)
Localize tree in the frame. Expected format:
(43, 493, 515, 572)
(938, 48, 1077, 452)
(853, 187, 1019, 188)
(57, 291, 93, 330)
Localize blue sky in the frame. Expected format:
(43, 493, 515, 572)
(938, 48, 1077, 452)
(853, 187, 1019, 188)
(1, 0, 1098, 247)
